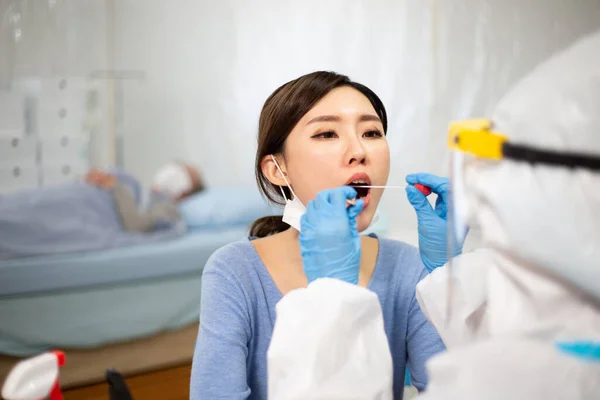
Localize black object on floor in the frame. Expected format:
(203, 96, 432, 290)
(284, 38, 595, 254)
(106, 368, 134, 400)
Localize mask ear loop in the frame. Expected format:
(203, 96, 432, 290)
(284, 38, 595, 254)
(270, 154, 299, 201)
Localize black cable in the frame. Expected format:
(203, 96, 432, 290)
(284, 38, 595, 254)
(502, 142, 600, 171)
(106, 368, 135, 400)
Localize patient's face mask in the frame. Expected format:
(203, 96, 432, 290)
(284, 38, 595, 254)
(269, 155, 380, 233)
(270, 155, 306, 231)
(152, 163, 193, 198)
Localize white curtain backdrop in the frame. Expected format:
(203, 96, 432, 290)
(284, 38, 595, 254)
(114, 0, 600, 234)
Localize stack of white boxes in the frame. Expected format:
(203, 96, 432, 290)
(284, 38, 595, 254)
(0, 91, 38, 192)
(35, 77, 90, 187)
(0, 77, 91, 193)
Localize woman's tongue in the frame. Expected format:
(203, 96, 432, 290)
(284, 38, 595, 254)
(353, 185, 370, 199)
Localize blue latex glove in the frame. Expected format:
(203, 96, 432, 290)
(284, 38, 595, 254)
(300, 186, 364, 284)
(405, 173, 465, 272)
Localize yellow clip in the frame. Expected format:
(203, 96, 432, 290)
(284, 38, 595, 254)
(448, 119, 507, 160)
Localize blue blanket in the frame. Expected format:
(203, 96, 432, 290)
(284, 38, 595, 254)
(0, 181, 185, 259)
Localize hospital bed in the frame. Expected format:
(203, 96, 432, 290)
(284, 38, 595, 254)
(0, 226, 249, 388)
(0, 183, 394, 389)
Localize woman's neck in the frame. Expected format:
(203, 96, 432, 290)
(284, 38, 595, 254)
(280, 226, 300, 241)
(250, 227, 306, 295)
(252, 225, 379, 295)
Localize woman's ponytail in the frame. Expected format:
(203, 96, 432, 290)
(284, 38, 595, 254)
(249, 215, 289, 238)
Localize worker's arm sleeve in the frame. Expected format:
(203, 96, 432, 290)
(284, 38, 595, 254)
(190, 251, 252, 400)
(406, 267, 446, 392)
(415, 249, 492, 348)
(111, 182, 180, 233)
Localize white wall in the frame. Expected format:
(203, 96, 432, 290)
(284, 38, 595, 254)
(113, 0, 243, 186)
(111, 0, 600, 233)
(1, 0, 109, 79)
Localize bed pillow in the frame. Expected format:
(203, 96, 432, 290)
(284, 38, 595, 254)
(178, 187, 280, 229)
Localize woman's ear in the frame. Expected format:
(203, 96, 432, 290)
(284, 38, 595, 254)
(261, 154, 289, 187)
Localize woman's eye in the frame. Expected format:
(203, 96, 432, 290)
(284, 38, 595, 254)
(312, 131, 337, 139)
(364, 130, 383, 138)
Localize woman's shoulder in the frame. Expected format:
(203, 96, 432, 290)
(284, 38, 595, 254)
(207, 238, 255, 262)
(203, 238, 260, 281)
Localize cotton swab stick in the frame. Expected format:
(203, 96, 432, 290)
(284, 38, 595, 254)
(345, 183, 432, 207)
(358, 184, 433, 196)
(354, 185, 407, 189)
(346, 186, 405, 206)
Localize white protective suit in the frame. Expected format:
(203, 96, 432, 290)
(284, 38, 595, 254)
(267, 30, 600, 399)
(416, 29, 600, 399)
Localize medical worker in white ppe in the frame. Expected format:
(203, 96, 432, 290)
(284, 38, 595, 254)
(268, 29, 600, 399)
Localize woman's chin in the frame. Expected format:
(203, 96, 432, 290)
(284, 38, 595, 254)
(356, 212, 375, 233)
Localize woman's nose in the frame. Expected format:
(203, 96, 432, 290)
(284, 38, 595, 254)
(346, 137, 367, 166)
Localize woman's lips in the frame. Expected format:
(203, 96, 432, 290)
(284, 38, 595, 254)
(361, 190, 371, 209)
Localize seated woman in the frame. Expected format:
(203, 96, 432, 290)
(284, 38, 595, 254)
(85, 161, 205, 233)
(190, 71, 447, 399)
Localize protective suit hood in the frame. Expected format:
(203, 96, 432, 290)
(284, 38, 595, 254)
(415, 31, 600, 400)
(465, 29, 600, 301)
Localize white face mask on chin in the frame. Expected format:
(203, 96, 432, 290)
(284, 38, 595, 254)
(269, 155, 379, 233)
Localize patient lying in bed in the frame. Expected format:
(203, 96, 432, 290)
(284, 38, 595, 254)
(0, 162, 205, 259)
(85, 162, 205, 233)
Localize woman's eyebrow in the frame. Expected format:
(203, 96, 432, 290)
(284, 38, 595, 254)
(306, 114, 381, 125)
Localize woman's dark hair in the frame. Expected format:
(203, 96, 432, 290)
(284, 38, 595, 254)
(249, 71, 388, 238)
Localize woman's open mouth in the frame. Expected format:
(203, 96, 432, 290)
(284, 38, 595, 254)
(349, 182, 370, 198)
(345, 173, 372, 209)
